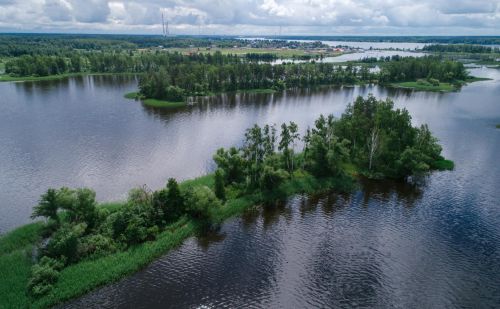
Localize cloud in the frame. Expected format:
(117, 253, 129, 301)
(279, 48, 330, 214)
(0, 0, 498, 35)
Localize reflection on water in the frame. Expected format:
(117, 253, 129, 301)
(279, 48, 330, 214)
(63, 174, 500, 308)
(1, 68, 499, 234)
(42, 66, 500, 308)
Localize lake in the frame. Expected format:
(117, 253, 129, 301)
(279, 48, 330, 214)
(1, 65, 499, 307)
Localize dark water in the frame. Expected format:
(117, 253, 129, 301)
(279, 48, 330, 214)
(50, 67, 500, 308)
(1, 66, 500, 307)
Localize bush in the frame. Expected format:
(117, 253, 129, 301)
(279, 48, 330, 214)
(427, 78, 440, 86)
(27, 257, 64, 298)
(164, 85, 185, 102)
(214, 169, 226, 201)
(184, 186, 221, 224)
(43, 223, 86, 263)
(77, 234, 118, 260)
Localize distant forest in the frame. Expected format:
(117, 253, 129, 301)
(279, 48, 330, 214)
(1, 34, 500, 57)
(277, 36, 500, 45)
(0, 34, 327, 57)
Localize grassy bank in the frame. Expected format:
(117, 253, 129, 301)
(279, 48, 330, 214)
(390, 81, 457, 92)
(390, 76, 490, 92)
(125, 88, 276, 109)
(124, 92, 186, 108)
(0, 173, 348, 309)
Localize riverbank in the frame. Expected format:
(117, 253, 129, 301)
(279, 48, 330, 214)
(390, 76, 491, 92)
(130, 75, 487, 108)
(124, 92, 186, 108)
(124, 89, 277, 109)
(0, 172, 351, 309)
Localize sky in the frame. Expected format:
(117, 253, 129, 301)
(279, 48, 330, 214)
(0, 0, 499, 36)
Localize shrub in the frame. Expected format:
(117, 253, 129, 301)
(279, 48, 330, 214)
(184, 186, 221, 224)
(77, 234, 118, 260)
(43, 223, 86, 263)
(27, 257, 64, 298)
(214, 169, 226, 201)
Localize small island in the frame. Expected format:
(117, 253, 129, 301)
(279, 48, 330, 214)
(129, 55, 484, 106)
(0, 95, 453, 308)
(124, 91, 186, 108)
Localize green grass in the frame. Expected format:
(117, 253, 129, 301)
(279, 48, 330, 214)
(432, 159, 455, 171)
(391, 81, 457, 92)
(0, 248, 34, 308)
(0, 172, 351, 308)
(142, 98, 186, 108)
(0, 222, 44, 255)
(124, 91, 140, 100)
(164, 47, 342, 58)
(466, 76, 492, 82)
(124, 91, 186, 108)
(0, 222, 45, 308)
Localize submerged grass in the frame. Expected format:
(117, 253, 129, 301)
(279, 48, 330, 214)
(123, 91, 186, 108)
(0, 172, 351, 308)
(432, 159, 455, 171)
(391, 81, 457, 92)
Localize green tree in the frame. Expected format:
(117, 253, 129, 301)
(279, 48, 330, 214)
(31, 188, 59, 223)
(214, 169, 226, 201)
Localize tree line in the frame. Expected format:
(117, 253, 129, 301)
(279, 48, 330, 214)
(138, 55, 468, 101)
(26, 95, 451, 297)
(0, 34, 329, 57)
(423, 44, 500, 54)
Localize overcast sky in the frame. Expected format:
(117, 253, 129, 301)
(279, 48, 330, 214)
(0, 0, 499, 35)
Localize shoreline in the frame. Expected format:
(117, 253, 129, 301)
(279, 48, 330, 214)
(0, 172, 354, 308)
(126, 75, 490, 108)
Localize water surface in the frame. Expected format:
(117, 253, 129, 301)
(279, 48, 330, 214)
(10, 67, 492, 308)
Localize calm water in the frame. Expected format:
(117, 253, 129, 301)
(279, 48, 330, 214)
(1, 65, 500, 307)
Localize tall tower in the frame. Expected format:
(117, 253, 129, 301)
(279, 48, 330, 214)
(161, 12, 166, 37)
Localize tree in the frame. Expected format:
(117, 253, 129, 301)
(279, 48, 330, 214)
(367, 126, 379, 170)
(31, 188, 59, 223)
(184, 186, 221, 225)
(214, 169, 226, 201)
(166, 178, 184, 219)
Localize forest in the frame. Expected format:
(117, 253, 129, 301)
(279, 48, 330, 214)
(6, 95, 451, 307)
(137, 55, 468, 102)
(278, 36, 500, 45)
(0, 34, 328, 57)
(423, 44, 500, 53)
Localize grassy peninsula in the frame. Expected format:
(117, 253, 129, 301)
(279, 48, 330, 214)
(0, 95, 453, 308)
(124, 92, 186, 108)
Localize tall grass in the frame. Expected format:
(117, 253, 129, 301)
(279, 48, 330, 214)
(0, 172, 351, 308)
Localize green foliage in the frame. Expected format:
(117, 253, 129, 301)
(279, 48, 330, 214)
(334, 95, 448, 178)
(44, 224, 86, 263)
(0, 222, 43, 255)
(27, 257, 64, 298)
(77, 234, 118, 260)
(184, 186, 221, 224)
(432, 159, 455, 171)
(31, 189, 59, 222)
(379, 56, 468, 83)
(213, 147, 246, 184)
(214, 169, 226, 201)
(5, 94, 453, 308)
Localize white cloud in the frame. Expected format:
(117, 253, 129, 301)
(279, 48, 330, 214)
(0, 0, 498, 35)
